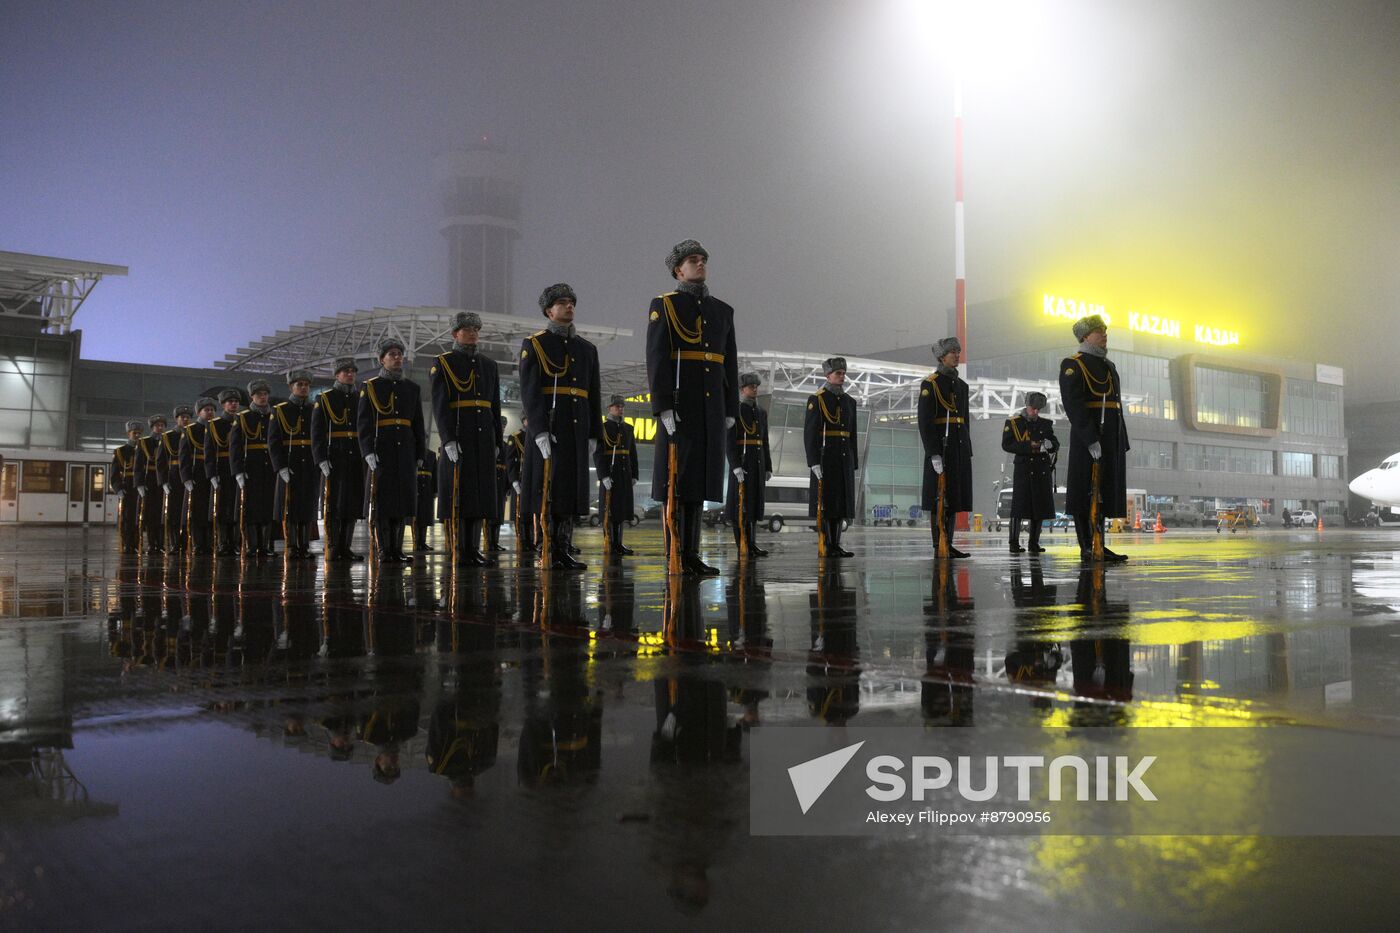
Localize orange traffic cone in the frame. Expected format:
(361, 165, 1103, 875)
(1133, 510, 1142, 531)
(1154, 512, 1166, 533)
(1316, 514, 1323, 532)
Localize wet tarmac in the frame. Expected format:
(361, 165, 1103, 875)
(4, 522, 1400, 930)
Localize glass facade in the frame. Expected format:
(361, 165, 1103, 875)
(862, 421, 924, 514)
(0, 333, 75, 448)
(1181, 443, 1274, 475)
(1281, 451, 1314, 477)
(1126, 439, 1175, 470)
(1319, 454, 1341, 479)
(1282, 379, 1343, 436)
(969, 350, 1174, 419)
(1194, 366, 1267, 428)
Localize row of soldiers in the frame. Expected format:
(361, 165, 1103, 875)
(109, 239, 1131, 570)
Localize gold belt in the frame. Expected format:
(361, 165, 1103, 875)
(604, 449, 630, 456)
(216, 451, 230, 458)
(934, 416, 965, 425)
(286, 439, 311, 446)
(330, 430, 356, 439)
(672, 350, 725, 363)
(246, 444, 268, 451)
(450, 399, 492, 409)
(1086, 400, 1121, 409)
(824, 431, 851, 438)
(377, 418, 411, 427)
(739, 439, 764, 446)
(417, 470, 432, 477)
(542, 386, 589, 398)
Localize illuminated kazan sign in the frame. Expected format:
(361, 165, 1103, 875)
(1042, 293, 1240, 348)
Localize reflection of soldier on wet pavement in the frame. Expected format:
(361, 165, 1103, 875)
(361, 572, 423, 783)
(426, 617, 501, 798)
(1070, 565, 1134, 724)
(1003, 562, 1063, 709)
(807, 569, 861, 724)
(725, 570, 772, 727)
(923, 561, 976, 726)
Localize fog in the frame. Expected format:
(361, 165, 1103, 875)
(2, 0, 1396, 396)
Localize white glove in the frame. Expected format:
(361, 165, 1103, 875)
(602, 477, 613, 490)
(659, 410, 678, 435)
(588, 439, 597, 458)
(765, 471, 773, 482)
(117, 489, 126, 501)
(1088, 441, 1102, 461)
(733, 467, 746, 482)
(365, 454, 379, 472)
(535, 433, 552, 459)
(512, 480, 522, 495)
(184, 480, 194, 492)
(235, 473, 247, 489)
(444, 441, 460, 463)
(319, 461, 331, 477)
(162, 482, 171, 494)
(210, 476, 220, 490)
(725, 416, 735, 430)
(810, 464, 823, 481)
(137, 486, 147, 498)
(931, 455, 944, 474)
(278, 468, 292, 483)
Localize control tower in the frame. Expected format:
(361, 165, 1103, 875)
(434, 143, 522, 314)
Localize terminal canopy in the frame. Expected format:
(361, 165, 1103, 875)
(0, 251, 128, 335)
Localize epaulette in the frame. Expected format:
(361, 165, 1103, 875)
(659, 291, 678, 298)
(530, 330, 546, 337)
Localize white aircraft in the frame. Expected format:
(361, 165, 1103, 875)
(1349, 452, 1400, 507)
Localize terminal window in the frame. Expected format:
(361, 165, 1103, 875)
(1281, 451, 1315, 477)
(1194, 366, 1266, 428)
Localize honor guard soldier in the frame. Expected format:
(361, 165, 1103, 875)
(158, 405, 193, 553)
(920, 337, 973, 559)
(504, 419, 532, 552)
(231, 380, 277, 559)
(595, 394, 640, 556)
(134, 413, 168, 554)
(489, 415, 511, 554)
(358, 337, 427, 563)
(269, 370, 318, 560)
(430, 311, 504, 567)
(312, 358, 365, 561)
(1002, 391, 1059, 554)
(415, 448, 438, 552)
(204, 389, 244, 555)
(180, 397, 217, 556)
(646, 239, 739, 576)
(521, 283, 602, 571)
(112, 419, 144, 555)
(805, 357, 859, 558)
(1060, 315, 1130, 563)
(726, 372, 773, 557)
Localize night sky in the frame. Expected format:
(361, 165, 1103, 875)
(3, 0, 1397, 398)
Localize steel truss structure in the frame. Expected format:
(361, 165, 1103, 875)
(218, 306, 633, 378)
(0, 251, 128, 335)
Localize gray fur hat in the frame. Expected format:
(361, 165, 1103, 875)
(286, 369, 312, 385)
(538, 283, 577, 315)
(217, 388, 242, 405)
(195, 397, 217, 413)
(377, 337, 406, 358)
(247, 379, 271, 396)
(933, 337, 961, 359)
(452, 311, 482, 332)
(1026, 391, 1048, 409)
(172, 404, 193, 419)
(739, 371, 761, 389)
(125, 419, 144, 434)
(1072, 314, 1108, 341)
(334, 357, 358, 375)
(666, 239, 708, 276)
(148, 413, 168, 427)
(608, 394, 626, 408)
(822, 357, 847, 375)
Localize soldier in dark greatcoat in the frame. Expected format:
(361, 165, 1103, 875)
(1059, 315, 1130, 563)
(133, 413, 168, 554)
(1001, 390, 1059, 554)
(311, 358, 365, 562)
(805, 357, 860, 558)
(230, 379, 277, 559)
(646, 239, 739, 576)
(430, 311, 504, 567)
(920, 337, 973, 559)
(414, 448, 438, 552)
(157, 405, 192, 554)
(268, 370, 319, 560)
(358, 337, 427, 563)
(725, 372, 773, 557)
(204, 389, 244, 556)
(111, 419, 144, 555)
(504, 421, 532, 552)
(179, 397, 217, 556)
(595, 394, 640, 556)
(520, 283, 602, 571)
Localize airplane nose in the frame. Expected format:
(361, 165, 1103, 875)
(1349, 470, 1375, 498)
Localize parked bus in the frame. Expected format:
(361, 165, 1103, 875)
(0, 448, 116, 525)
